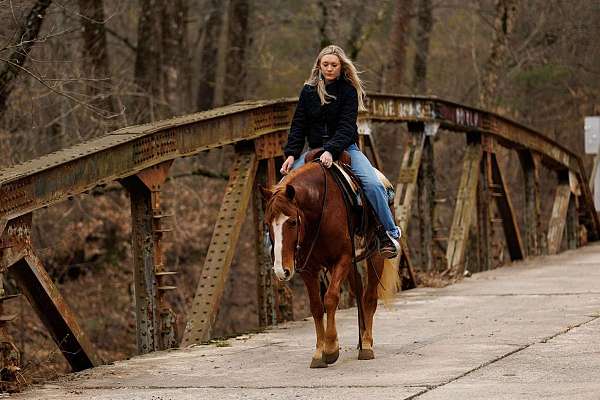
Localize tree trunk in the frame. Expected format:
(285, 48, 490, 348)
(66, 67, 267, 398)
(0, 0, 53, 117)
(78, 0, 115, 113)
(388, 0, 414, 91)
(134, 0, 163, 122)
(197, 0, 223, 110)
(318, 0, 342, 48)
(346, 6, 386, 60)
(161, 0, 187, 114)
(412, 0, 433, 93)
(480, 0, 518, 109)
(223, 0, 250, 104)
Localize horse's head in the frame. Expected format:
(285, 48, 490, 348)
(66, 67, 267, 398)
(262, 183, 305, 281)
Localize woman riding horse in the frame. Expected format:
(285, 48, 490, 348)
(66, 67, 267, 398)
(263, 45, 401, 368)
(280, 45, 401, 257)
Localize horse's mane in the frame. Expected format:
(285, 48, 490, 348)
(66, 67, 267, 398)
(265, 185, 295, 222)
(264, 163, 319, 222)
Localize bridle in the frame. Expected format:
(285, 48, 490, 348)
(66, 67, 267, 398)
(293, 161, 328, 274)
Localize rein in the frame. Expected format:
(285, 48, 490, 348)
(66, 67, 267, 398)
(294, 161, 328, 274)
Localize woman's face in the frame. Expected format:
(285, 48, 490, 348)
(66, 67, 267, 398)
(319, 54, 341, 82)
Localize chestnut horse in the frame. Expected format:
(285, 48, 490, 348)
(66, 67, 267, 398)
(262, 159, 399, 368)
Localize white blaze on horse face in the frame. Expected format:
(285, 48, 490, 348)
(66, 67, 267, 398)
(272, 214, 290, 280)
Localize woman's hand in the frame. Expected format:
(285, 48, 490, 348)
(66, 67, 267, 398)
(320, 151, 333, 168)
(280, 155, 295, 175)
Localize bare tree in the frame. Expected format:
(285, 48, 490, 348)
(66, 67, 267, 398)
(480, 0, 518, 109)
(224, 0, 250, 104)
(78, 0, 115, 113)
(412, 0, 433, 93)
(0, 0, 53, 117)
(318, 0, 342, 47)
(346, 4, 386, 60)
(197, 0, 223, 110)
(134, 0, 163, 121)
(162, 0, 188, 113)
(387, 0, 414, 91)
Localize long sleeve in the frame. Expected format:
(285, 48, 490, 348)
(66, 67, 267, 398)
(323, 85, 358, 159)
(284, 86, 308, 159)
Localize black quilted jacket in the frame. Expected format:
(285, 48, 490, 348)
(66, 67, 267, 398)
(283, 78, 359, 160)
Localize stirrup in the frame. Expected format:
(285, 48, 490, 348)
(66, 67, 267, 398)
(377, 230, 399, 259)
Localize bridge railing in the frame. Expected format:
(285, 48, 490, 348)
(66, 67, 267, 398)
(0, 93, 597, 380)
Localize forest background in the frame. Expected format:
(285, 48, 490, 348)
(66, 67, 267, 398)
(0, 0, 599, 385)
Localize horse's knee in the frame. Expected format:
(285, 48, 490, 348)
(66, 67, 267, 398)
(324, 292, 339, 310)
(310, 303, 324, 319)
(364, 292, 378, 307)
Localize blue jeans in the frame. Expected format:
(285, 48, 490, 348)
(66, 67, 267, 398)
(291, 144, 400, 238)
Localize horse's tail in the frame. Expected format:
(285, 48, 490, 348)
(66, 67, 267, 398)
(377, 256, 401, 308)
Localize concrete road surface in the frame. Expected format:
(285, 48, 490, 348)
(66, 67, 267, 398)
(13, 244, 600, 399)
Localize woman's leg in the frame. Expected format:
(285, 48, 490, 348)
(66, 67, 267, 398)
(347, 145, 400, 237)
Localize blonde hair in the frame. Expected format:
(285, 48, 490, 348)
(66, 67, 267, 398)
(305, 45, 367, 112)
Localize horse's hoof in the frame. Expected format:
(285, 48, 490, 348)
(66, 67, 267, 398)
(322, 348, 340, 364)
(358, 348, 375, 360)
(310, 357, 328, 368)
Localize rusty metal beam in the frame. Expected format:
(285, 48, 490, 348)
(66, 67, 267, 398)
(566, 195, 579, 250)
(182, 149, 258, 345)
(573, 161, 600, 241)
(547, 172, 572, 255)
(518, 151, 544, 256)
(446, 136, 482, 274)
(365, 95, 600, 242)
(0, 101, 294, 223)
(254, 131, 288, 160)
(120, 161, 176, 354)
(1, 94, 597, 244)
(0, 216, 24, 392)
(8, 250, 98, 371)
(358, 119, 383, 172)
(477, 151, 493, 272)
(253, 160, 276, 328)
(394, 123, 426, 233)
(366, 94, 578, 171)
(0, 274, 20, 392)
(418, 134, 436, 271)
(489, 153, 524, 261)
(399, 237, 417, 290)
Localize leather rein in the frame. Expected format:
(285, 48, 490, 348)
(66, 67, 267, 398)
(293, 161, 328, 274)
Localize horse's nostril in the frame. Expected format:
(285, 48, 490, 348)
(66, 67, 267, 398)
(284, 269, 290, 278)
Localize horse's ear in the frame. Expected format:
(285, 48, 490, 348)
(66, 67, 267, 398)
(259, 186, 273, 201)
(285, 184, 295, 201)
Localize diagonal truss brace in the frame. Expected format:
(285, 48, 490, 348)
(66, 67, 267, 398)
(394, 127, 426, 233)
(547, 172, 572, 255)
(182, 149, 258, 346)
(446, 138, 482, 274)
(1, 215, 99, 371)
(489, 153, 525, 261)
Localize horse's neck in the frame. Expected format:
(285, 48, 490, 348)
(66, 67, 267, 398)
(290, 166, 325, 217)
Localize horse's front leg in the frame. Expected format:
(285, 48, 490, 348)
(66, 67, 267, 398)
(357, 255, 385, 360)
(302, 271, 327, 368)
(322, 256, 351, 365)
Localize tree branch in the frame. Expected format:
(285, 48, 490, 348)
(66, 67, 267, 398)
(105, 26, 137, 52)
(0, 0, 53, 116)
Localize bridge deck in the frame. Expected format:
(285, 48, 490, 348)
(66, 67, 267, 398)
(15, 245, 600, 400)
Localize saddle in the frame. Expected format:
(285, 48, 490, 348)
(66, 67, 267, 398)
(304, 148, 395, 238)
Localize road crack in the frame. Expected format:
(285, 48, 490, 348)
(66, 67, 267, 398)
(403, 315, 600, 399)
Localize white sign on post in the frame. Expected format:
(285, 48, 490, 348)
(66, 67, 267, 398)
(584, 116, 600, 209)
(585, 116, 600, 154)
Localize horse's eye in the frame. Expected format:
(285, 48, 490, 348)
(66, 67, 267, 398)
(288, 219, 297, 226)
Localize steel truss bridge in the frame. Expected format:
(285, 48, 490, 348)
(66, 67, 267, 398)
(0, 93, 598, 382)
